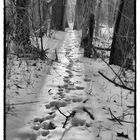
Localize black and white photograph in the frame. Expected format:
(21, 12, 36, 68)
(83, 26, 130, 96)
(4, 0, 136, 140)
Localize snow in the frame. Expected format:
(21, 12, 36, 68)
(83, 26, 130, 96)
(99, 24, 114, 40)
(6, 30, 134, 140)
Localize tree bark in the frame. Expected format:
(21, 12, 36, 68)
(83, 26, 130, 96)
(84, 14, 95, 57)
(51, 0, 64, 30)
(74, 0, 97, 57)
(62, 0, 68, 31)
(109, 0, 134, 69)
(95, 0, 102, 37)
(73, 0, 84, 30)
(15, 0, 30, 46)
(107, 0, 116, 28)
(38, 0, 43, 51)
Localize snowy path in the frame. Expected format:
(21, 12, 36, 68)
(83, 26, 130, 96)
(11, 30, 134, 140)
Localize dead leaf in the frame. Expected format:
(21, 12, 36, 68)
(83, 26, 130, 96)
(117, 132, 129, 138)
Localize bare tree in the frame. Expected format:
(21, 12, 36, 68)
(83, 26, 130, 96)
(107, 0, 116, 28)
(74, 0, 97, 57)
(62, 0, 68, 30)
(38, 0, 43, 51)
(73, 0, 84, 30)
(109, 0, 135, 70)
(83, 14, 95, 57)
(15, 0, 31, 46)
(51, 0, 64, 30)
(95, 0, 102, 37)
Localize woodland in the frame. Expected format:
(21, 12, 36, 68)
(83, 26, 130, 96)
(5, 0, 135, 140)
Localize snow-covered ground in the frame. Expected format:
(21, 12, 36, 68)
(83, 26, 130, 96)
(6, 31, 66, 140)
(6, 30, 135, 140)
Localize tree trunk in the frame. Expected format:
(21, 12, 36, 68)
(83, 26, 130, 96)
(15, 0, 30, 46)
(74, 0, 97, 57)
(73, 0, 84, 30)
(62, 0, 68, 31)
(107, 0, 116, 28)
(38, 0, 43, 51)
(51, 0, 64, 30)
(95, 0, 102, 37)
(109, 0, 134, 69)
(84, 14, 95, 57)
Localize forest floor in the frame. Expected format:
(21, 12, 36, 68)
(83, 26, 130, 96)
(6, 29, 135, 140)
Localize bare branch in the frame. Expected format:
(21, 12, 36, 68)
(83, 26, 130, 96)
(56, 105, 76, 128)
(59, 126, 73, 140)
(7, 101, 40, 106)
(109, 108, 134, 124)
(109, 108, 123, 125)
(56, 105, 67, 118)
(5, 5, 30, 10)
(94, 47, 111, 51)
(83, 107, 94, 120)
(100, 59, 126, 86)
(98, 71, 135, 92)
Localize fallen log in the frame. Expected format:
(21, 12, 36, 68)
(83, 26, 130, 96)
(94, 47, 111, 51)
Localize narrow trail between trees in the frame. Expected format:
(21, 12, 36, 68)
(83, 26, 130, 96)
(9, 30, 134, 140)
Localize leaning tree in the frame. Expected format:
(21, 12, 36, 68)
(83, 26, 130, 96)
(109, 0, 135, 69)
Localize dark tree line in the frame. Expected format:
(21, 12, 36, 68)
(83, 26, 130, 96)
(51, 0, 68, 30)
(74, 0, 135, 70)
(74, 0, 97, 57)
(5, 0, 135, 69)
(109, 0, 135, 69)
(5, 0, 69, 59)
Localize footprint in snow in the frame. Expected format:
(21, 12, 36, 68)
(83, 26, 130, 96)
(71, 117, 86, 127)
(41, 121, 56, 130)
(41, 130, 50, 137)
(45, 100, 68, 109)
(33, 113, 56, 125)
(15, 126, 38, 140)
(72, 97, 83, 103)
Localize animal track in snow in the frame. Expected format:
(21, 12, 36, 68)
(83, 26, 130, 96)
(72, 97, 83, 103)
(71, 117, 86, 127)
(45, 100, 68, 109)
(41, 121, 56, 130)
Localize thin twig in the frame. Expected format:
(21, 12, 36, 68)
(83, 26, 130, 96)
(101, 59, 126, 86)
(83, 107, 94, 120)
(109, 108, 123, 125)
(59, 126, 73, 140)
(117, 113, 134, 119)
(56, 105, 76, 128)
(94, 46, 111, 51)
(56, 105, 67, 117)
(117, 119, 134, 124)
(109, 108, 134, 124)
(8, 101, 40, 106)
(98, 71, 135, 92)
